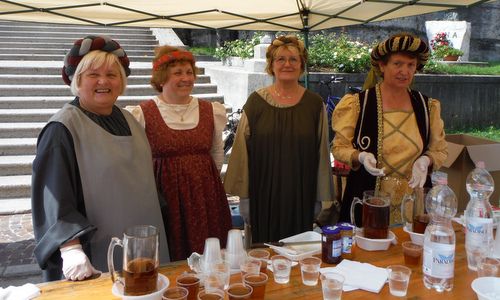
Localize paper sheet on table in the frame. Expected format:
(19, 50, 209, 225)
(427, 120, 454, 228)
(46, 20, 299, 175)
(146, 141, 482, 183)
(320, 260, 387, 293)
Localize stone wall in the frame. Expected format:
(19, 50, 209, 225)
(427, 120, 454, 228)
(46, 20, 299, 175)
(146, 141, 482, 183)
(306, 73, 500, 131)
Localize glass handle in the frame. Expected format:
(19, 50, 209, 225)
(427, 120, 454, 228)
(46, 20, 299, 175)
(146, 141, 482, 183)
(107, 237, 123, 284)
(401, 194, 414, 225)
(350, 197, 362, 226)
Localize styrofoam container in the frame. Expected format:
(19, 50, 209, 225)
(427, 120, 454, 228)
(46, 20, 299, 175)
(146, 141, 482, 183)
(403, 223, 424, 246)
(354, 228, 396, 251)
(112, 273, 169, 300)
(269, 231, 321, 261)
(471, 277, 500, 300)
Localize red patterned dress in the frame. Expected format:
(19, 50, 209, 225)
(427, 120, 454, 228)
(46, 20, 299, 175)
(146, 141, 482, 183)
(140, 99, 232, 261)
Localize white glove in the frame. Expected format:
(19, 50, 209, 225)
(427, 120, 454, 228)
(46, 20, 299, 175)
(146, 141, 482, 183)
(239, 198, 250, 225)
(60, 244, 101, 281)
(358, 152, 385, 176)
(409, 156, 431, 188)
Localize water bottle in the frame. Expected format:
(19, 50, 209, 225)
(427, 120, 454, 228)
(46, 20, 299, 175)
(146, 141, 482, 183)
(423, 172, 457, 292)
(465, 161, 495, 270)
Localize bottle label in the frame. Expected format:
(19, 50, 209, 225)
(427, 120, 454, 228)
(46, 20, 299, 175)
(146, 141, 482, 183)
(342, 236, 352, 254)
(466, 217, 493, 246)
(332, 240, 342, 257)
(423, 242, 455, 278)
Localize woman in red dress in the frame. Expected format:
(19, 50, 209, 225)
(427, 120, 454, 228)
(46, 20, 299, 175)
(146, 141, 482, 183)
(126, 46, 232, 260)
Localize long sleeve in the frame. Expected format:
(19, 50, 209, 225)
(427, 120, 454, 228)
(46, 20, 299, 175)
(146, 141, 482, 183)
(223, 111, 250, 198)
(210, 102, 227, 172)
(31, 122, 96, 281)
(317, 104, 335, 203)
(424, 99, 448, 170)
(124, 104, 145, 127)
(332, 93, 360, 167)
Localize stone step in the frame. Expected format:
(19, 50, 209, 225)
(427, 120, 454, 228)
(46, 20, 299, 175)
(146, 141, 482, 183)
(0, 109, 59, 122)
(0, 155, 34, 176)
(0, 74, 210, 85)
(1, 36, 159, 46)
(0, 175, 31, 199)
(0, 65, 206, 76)
(0, 41, 157, 50)
(0, 20, 153, 35)
(0, 47, 155, 57)
(0, 198, 32, 215)
(0, 93, 224, 109)
(0, 30, 156, 40)
(0, 138, 36, 155)
(0, 123, 44, 138)
(0, 53, 154, 62)
(0, 83, 217, 97)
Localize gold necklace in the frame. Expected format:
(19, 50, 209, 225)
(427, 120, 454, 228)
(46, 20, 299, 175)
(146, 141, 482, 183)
(274, 86, 293, 99)
(176, 104, 190, 122)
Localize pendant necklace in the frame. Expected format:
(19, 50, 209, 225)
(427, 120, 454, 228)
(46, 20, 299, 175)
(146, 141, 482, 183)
(177, 104, 190, 122)
(274, 85, 293, 99)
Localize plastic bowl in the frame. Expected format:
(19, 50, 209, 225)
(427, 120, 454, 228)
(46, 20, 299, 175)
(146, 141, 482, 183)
(112, 273, 169, 300)
(403, 224, 424, 246)
(354, 229, 396, 251)
(471, 277, 500, 300)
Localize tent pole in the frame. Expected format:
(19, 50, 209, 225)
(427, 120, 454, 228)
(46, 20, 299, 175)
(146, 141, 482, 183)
(302, 9, 310, 89)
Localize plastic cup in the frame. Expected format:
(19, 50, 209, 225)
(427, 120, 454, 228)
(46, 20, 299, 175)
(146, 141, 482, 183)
(270, 255, 292, 284)
(163, 286, 188, 300)
(176, 273, 200, 300)
(477, 257, 500, 277)
(402, 241, 423, 266)
(242, 272, 268, 300)
(271, 255, 292, 284)
(197, 288, 224, 300)
(320, 272, 344, 300)
(299, 257, 322, 286)
(213, 261, 231, 289)
(248, 249, 270, 274)
(387, 265, 411, 297)
(227, 283, 253, 300)
(204, 271, 226, 292)
(240, 257, 261, 276)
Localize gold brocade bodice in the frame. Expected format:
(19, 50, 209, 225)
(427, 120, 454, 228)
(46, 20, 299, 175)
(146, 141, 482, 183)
(380, 110, 422, 225)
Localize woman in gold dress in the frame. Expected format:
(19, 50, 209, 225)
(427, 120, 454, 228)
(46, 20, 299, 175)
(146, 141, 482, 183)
(332, 33, 448, 225)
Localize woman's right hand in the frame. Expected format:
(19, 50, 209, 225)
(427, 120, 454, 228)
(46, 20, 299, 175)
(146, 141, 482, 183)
(358, 152, 385, 176)
(60, 243, 101, 280)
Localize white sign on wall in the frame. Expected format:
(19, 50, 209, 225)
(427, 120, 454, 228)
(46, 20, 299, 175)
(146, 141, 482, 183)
(425, 21, 471, 61)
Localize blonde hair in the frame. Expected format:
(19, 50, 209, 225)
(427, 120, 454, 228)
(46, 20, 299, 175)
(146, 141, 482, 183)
(265, 35, 308, 76)
(150, 45, 197, 93)
(70, 50, 127, 97)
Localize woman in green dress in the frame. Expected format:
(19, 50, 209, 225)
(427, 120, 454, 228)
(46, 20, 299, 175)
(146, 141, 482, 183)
(224, 35, 337, 243)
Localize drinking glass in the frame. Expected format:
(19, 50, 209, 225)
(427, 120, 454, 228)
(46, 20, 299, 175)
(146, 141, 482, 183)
(299, 257, 321, 286)
(387, 265, 411, 297)
(270, 255, 292, 284)
(320, 272, 344, 300)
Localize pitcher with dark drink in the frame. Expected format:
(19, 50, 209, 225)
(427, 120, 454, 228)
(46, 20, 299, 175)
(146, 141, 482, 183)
(108, 225, 159, 296)
(350, 190, 390, 239)
(401, 188, 430, 234)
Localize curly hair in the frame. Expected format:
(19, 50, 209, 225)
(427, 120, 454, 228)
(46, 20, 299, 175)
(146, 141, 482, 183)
(265, 35, 308, 76)
(150, 45, 197, 93)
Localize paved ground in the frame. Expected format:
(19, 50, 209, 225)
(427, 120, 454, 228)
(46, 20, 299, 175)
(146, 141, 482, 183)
(0, 213, 42, 288)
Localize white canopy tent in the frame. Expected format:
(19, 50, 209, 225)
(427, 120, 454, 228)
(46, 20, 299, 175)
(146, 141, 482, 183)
(0, 0, 494, 31)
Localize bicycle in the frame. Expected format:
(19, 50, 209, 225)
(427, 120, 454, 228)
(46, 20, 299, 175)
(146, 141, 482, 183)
(223, 108, 243, 155)
(318, 76, 363, 146)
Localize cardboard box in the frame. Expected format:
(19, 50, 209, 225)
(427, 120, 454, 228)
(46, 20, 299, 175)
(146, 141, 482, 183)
(441, 134, 500, 213)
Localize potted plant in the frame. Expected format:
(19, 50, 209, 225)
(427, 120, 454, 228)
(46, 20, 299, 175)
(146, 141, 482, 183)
(432, 44, 464, 61)
(430, 32, 464, 61)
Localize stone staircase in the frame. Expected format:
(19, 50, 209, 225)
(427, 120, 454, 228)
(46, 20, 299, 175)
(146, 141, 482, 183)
(0, 20, 224, 214)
